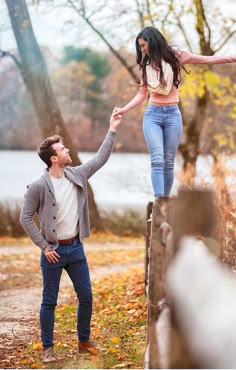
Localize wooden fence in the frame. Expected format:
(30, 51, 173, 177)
(144, 189, 236, 368)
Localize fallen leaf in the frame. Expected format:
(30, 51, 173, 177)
(32, 343, 42, 351)
(111, 336, 121, 344)
(107, 347, 119, 353)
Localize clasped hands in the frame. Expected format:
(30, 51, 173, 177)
(113, 107, 124, 119)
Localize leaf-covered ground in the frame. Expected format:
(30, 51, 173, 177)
(0, 236, 147, 369)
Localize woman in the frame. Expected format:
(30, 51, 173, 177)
(113, 26, 236, 198)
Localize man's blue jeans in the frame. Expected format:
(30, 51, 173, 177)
(143, 104, 183, 197)
(40, 239, 92, 349)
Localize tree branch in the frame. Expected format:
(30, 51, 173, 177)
(134, 0, 145, 28)
(214, 29, 236, 54)
(67, 0, 139, 82)
(198, 0, 212, 47)
(0, 50, 22, 70)
(170, 3, 193, 51)
(145, 0, 155, 27)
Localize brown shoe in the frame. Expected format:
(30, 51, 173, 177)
(43, 347, 58, 363)
(78, 340, 102, 355)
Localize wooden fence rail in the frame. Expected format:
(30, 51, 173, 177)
(144, 189, 235, 369)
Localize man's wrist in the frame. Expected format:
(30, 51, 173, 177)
(109, 127, 117, 133)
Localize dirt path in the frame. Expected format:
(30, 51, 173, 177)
(0, 242, 144, 342)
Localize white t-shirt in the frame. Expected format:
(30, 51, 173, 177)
(51, 175, 79, 240)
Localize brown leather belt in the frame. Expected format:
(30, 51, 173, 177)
(58, 234, 79, 245)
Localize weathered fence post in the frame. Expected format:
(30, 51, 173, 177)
(145, 201, 153, 296)
(168, 189, 219, 369)
(145, 201, 153, 349)
(147, 196, 172, 369)
(169, 189, 218, 252)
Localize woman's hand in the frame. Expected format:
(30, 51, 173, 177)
(113, 107, 124, 118)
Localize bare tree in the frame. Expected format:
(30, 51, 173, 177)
(4, 0, 103, 230)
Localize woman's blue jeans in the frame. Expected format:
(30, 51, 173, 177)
(143, 104, 183, 197)
(40, 239, 92, 349)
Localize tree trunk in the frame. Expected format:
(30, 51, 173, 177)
(179, 0, 214, 170)
(5, 0, 103, 230)
(180, 92, 209, 171)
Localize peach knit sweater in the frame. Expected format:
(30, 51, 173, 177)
(122, 50, 236, 112)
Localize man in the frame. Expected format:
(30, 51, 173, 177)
(19, 112, 122, 363)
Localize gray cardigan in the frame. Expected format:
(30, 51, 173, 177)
(19, 130, 116, 250)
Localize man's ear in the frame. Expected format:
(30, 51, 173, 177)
(50, 155, 58, 164)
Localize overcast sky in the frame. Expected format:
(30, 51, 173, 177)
(0, 0, 236, 56)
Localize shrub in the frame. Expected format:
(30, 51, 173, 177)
(0, 202, 24, 237)
(100, 209, 146, 237)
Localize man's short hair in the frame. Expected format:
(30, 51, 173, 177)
(37, 135, 63, 168)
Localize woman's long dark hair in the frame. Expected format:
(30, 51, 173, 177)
(135, 26, 182, 88)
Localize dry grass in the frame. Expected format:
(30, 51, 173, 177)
(0, 203, 146, 238)
(180, 157, 236, 269)
(0, 202, 23, 237)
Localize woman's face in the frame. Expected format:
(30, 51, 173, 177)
(138, 37, 149, 56)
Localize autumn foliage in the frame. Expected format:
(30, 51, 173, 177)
(0, 238, 146, 369)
